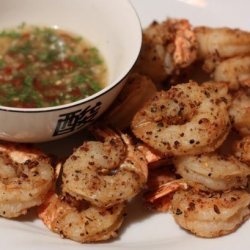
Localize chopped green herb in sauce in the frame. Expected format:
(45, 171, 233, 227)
(0, 24, 107, 108)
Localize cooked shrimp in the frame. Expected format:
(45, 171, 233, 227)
(195, 27, 250, 72)
(38, 192, 125, 243)
(104, 73, 157, 130)
(134, 18, 197, 84)
(213, 56, 250, 90)
(137, 143, 163, 165)
(136, 143, 175, 170)
(131, 81, 231, 156)
(0, 143, 46, 163)
(229, 90, 250, 136)
(171, 186, 250, 238)
(0, 143, 54, 218)
(174, 154, 250, 191)
(143, 164, 188, 212)
(234, 136, 250, 165)
(62, 128, 148, 207)
(144, 179, 188, 212)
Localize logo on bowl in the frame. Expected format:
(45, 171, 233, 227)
(53, 101, 102, 136)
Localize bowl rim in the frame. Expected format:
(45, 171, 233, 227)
(0, 0, 142, 114)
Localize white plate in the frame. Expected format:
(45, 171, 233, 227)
(1, 0, 250, 249)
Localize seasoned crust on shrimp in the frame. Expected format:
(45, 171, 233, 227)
(134, 18, 197, 84)
(171, 187, 250, 238)
(213, 56, 250, 90)
(0, 143, 46, 163)
(195, 27, 250, 60)
(229, 90, 250, 136)
(131, 81, 231, 156)
(62, 128, 148, 208)
(174, 154, 250, 191)
(234, 136, 250, 164)
(0, 143, 54, 218)
(38, 192, 125, 243)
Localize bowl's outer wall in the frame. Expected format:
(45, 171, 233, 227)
(0, 78, 127, 142)
(0, 0, 142, 142)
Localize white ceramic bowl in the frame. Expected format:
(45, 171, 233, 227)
(0, 0, 142, 142)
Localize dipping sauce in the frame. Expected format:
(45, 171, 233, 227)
(0, 24, 107, 108)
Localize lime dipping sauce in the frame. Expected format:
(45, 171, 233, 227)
(0, 24, 107, 108)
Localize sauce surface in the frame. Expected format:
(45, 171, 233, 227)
(0, 24, 107, 108)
